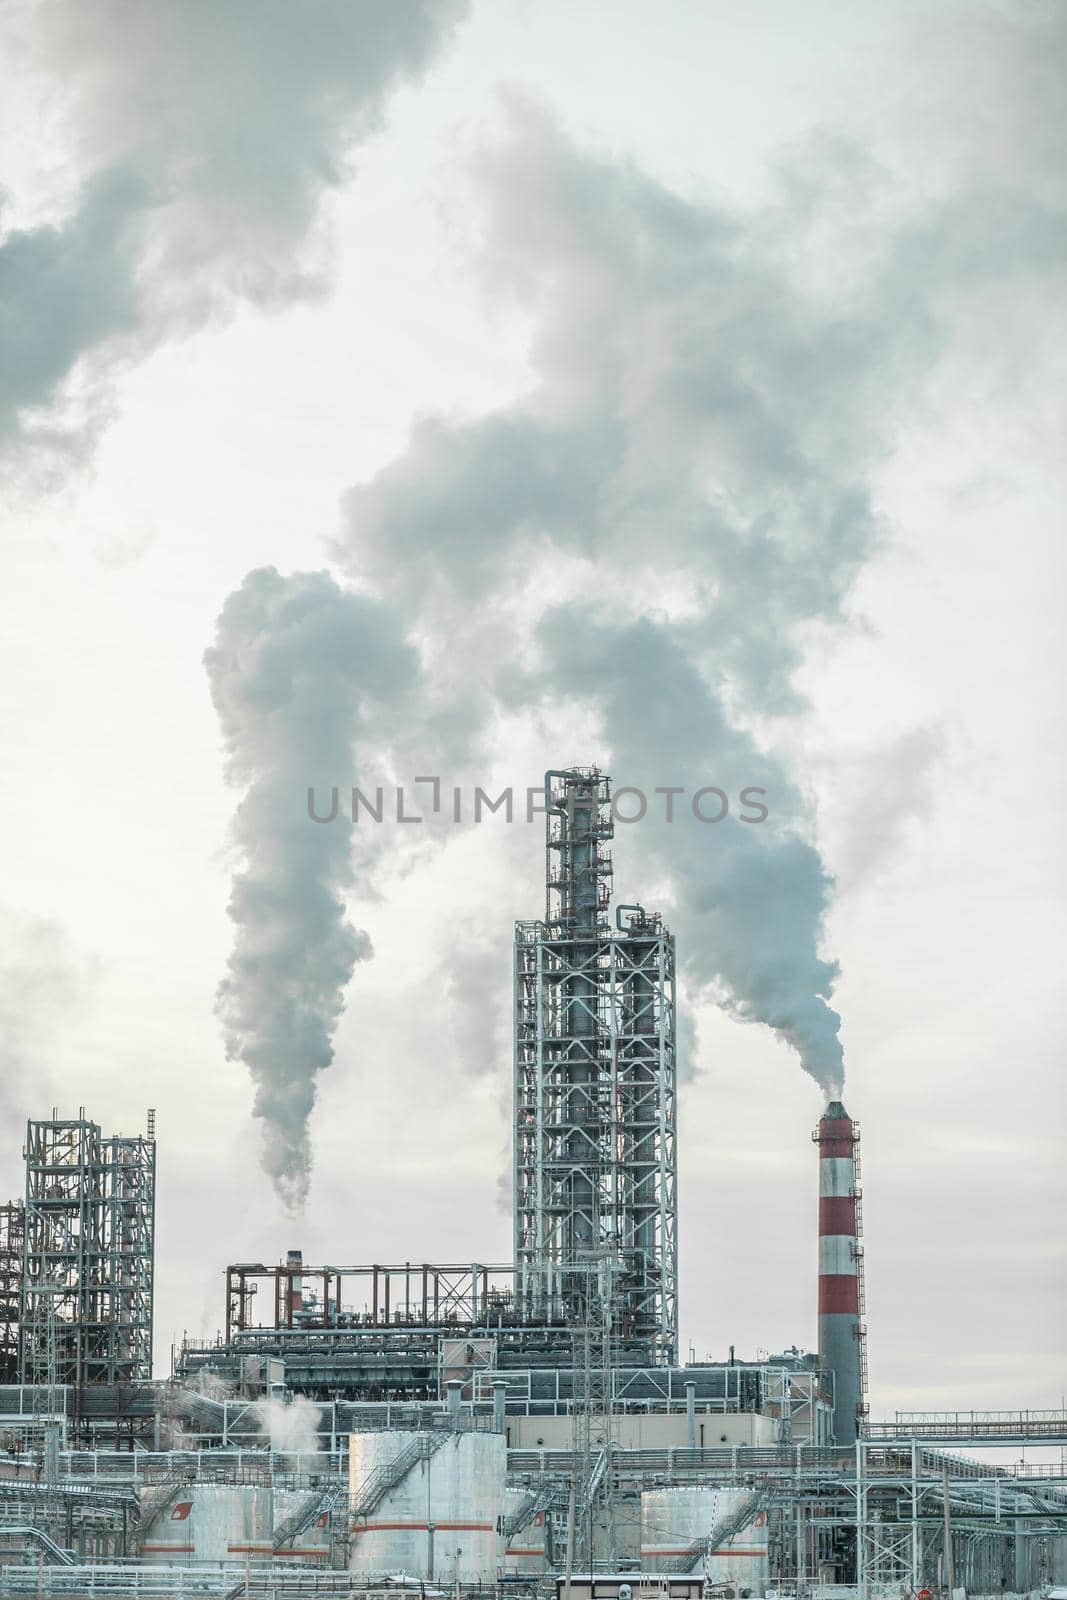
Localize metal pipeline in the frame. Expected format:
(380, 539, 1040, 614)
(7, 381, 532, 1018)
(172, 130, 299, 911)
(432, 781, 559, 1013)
(543, 768, 578, 811)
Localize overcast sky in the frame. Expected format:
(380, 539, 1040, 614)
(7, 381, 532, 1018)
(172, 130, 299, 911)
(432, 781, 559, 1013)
(1, 0, 1063, 1416)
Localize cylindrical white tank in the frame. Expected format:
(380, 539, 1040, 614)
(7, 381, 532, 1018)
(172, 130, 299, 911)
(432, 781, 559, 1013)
(641, 1486, 769, 1592)
(349, 1430, 505, 1581)
(502, 1485, 546, 1573)
(140, 1484, 274, 1563)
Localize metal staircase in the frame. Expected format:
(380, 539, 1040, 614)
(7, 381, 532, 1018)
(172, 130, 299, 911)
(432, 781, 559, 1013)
(665, 1485, 772, 1574)
(351, 1429, 455, 1522)
(272, 1479, 346, 1550)
(134, 1468, 194, 1545)
(504, 1477, 558, 1541)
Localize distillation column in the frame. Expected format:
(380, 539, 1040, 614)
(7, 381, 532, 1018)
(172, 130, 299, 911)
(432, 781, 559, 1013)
(555, 771, 602, 1307)
(514, 767, 678, 1360)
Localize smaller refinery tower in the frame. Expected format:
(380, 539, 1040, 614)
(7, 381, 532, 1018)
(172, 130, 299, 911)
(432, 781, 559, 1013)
(19, 1110, 156, 1390)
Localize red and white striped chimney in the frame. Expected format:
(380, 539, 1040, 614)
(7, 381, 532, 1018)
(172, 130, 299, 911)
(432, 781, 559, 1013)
(815, 1101, 865, 1445)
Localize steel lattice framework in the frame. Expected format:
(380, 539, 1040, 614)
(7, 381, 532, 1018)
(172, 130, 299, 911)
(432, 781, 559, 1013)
(0, 1200, 23, 1383)
(19, 1113, 156, 1389)
(514, 768, 678, 1362)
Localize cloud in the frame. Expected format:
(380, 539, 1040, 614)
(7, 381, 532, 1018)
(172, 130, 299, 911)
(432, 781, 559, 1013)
(1, 0, 468, 466)
(204, 567, 419, 1211)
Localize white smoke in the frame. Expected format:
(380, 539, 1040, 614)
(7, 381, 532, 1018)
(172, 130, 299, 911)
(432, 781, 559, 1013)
(334, 103, 884, 1093)
(257, 1396, 324, 1466)
(204, 567, 418, 1209)
(206, 9, 1064, 1161)
(0, 0, 468, 472)
(331, 59, 1062, 1095)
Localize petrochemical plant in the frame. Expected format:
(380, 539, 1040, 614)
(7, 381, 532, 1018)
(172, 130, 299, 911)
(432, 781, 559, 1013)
(0, 768, 1064, 1598)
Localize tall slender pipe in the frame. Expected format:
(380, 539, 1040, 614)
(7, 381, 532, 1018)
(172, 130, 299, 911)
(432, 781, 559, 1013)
(549, 773, 602, 1300)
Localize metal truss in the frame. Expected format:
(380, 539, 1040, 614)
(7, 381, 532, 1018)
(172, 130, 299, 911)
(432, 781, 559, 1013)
(224, 1260, 517, 1338)
(514, 769, 678, 1362)
(19, 1113, 155, 1390)
(865, 1406, 1067, 1444)
(854, 1439, 1067, 1596)
(99, 1126, 156, 1383)
(0, 1200, 23, 1383)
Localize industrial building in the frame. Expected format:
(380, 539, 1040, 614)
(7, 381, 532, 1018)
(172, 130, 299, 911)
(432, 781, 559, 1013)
(0, 767, 1064, 1597)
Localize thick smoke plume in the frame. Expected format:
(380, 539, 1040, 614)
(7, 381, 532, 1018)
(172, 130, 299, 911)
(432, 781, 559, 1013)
(522, 611, 845, 1094)
(205, 568, 416, 1209)
(206, 12, 1064, 1179)
(336, 104, 889, 1093)
(335, 83, 1063, 1095)
(0, 0, 467, 469)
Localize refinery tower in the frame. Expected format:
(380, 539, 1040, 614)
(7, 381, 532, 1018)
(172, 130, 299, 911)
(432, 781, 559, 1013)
(514, 768, 678, 1362)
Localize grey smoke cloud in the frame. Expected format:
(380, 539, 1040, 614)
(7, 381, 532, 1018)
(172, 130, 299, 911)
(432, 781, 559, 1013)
(333, 105, 893, 1094)
(333, 77, 1063, 1100)
(0, 169, 147, 442)
(204, 567, 418, 1210)
(1, 0, 468, 463)
(519, 609, 845, 1095)
(205, 8, 1064, 1180)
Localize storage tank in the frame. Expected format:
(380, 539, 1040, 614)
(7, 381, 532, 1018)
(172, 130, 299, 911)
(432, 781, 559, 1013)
(140, 1484, 274, 1563)
(640, 1486, 769, 1592)
(349, 1430, 505, 1580)
(502, 1484, 547, 1573)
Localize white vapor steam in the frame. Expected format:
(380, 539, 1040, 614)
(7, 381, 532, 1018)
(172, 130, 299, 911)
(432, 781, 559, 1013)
(206, 8, 1064, 1168)
(333, 69, 1063, 1096)
(204, 567, 417, 1209)
(257, 1395, 324, 1464)
(517, 610, 845, 1094)
(0, 0, 468, 471)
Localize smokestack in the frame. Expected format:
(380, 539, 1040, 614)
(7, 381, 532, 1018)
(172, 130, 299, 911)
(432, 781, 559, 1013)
(814, 1101, 866, 1445)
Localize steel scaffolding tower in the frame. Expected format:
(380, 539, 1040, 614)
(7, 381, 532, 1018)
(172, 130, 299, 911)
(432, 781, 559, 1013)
(100, 1119, 156, 1381)
(514, 768, 678, 1362)
(19, 1112, 156, 1388)
(0, 1200, 23, 1382)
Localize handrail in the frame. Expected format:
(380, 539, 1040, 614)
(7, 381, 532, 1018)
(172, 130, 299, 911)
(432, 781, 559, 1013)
(351, 1429, 453, 1521)
(0, 1526, 75, 1566)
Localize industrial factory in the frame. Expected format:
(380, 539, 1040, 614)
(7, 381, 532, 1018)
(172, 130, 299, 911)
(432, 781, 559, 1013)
(1, 769, 1064, 1598)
